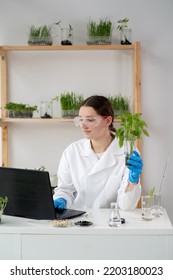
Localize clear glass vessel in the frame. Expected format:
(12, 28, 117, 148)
(153, 193, 164, 217)
(120, 28, 132, 45)
(40, 101, 53, 118)
(61, 27, 73, 45)
(141, 195, 154, 220)
(109, 202, 121, 227)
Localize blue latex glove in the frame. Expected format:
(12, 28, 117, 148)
(127, 150, 143, 184)
(54, 198, 67, 210)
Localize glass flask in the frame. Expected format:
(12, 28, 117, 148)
(109, 202, 121, 227)
(40, 101, 53, 118)
(61, 27, 73, 45)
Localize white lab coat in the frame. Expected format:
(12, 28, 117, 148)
(54, 137, 141, 210)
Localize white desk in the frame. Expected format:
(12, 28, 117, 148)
(0, 209, 172, 260)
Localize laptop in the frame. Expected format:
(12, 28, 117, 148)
(0, 167, 85, 220)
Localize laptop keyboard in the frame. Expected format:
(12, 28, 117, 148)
(55, 208, 86, 220)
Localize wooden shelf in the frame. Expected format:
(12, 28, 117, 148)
(0, 42, 141, 167)
(0, 117, 73, 123)
(0, 117, 120, 125)
(0, 44, 136, 52)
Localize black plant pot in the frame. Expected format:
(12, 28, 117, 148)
(61, 40, 72, 45)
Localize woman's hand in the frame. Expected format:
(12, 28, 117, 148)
(54, 198, 67, 209)
(127, 150, 143, 184)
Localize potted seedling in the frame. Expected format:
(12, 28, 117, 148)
(116, 112, 149, 164)
(108, 94, 130, 117)
(51, 21, 73, 45)
(117, 18, 132, 45)
(0, 197, 8, 223)
(87, 18, 113, 45)
(5, 102, 38, 118)
(58, 91, 84, 118)
(28, 24, 53, 46)
(61, 24, 73, 45)
(27, 21, 62, 46)
(40, 101, 53, 118)
(60, 91, 84, 118)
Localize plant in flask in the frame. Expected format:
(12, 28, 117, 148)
(61, 24, 73, 45)
(116, 112, 149, 165)
(142, 187, 155, 221)
(117, 18, 132, 45)
(40, 101, 53, 118)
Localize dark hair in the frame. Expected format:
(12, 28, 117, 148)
(79, 95, 116, 132)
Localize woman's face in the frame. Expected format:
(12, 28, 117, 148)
(76, 106, 111, 140)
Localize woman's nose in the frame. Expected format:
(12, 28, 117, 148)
(80, 120, 88, 128)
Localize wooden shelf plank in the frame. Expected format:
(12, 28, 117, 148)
(0, 117, 120, 123)
(0, 117, 73, 123)
(0, 44, 135, 52)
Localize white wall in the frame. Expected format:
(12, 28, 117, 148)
(0, 0, 173, 223)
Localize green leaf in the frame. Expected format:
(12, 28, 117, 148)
(149, 187, 155, 202)
(116, 112, 149, 149)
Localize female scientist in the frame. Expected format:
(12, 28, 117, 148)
(53, 95, 143, 210)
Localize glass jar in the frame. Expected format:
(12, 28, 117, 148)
(61, 27, 73, 45)
(153, 193, 164, 217)
(120, 28, 132, 45)
(141, 195, 154, 220)
(40, 101, 53, 118)
(109, 202, 121, 227)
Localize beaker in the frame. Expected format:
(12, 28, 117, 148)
(109, 202, 121, 227)
(141, 195, 154, 220)
(153, 193, 164, 217)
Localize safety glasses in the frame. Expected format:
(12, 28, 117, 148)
(73, 116, 108, 128)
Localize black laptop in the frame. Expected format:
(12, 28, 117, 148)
(0, 167, 85, 220)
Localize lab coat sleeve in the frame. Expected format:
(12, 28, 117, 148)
(117, 166, 141, 210)
(53, 149, 76, 208)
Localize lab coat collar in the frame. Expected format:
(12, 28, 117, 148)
(80, 138, 125, 175)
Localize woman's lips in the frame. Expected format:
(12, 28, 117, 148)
(82, 130, 91, 133)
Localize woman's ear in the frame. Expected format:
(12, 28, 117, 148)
(105, 116, 112, 127)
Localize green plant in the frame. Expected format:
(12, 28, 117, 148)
(60, 91, 84, 110)
(116, 112, 149, 155)
(28, 24, 53, 45)
(117, 18, 129, 31)
(67, 25, 73, 38)
(37, 166, 46, 171)
(54, 91, 84, 118)
(149, 187, 155, 202)
(87, 18, 112, 45)
(0, 197, 8, 212)
(117, 18, 131, 45)
(27, 21, 62, 46)
(5, 102, 38, 118)
(108, 94, 130, 116)
(87, 18, 112, 36)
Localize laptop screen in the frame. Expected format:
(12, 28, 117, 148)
(0, 167, 86, 220)
(0, 167, 58, 220)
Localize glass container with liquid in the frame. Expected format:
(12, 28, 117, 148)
(109, 202, 121, 227)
